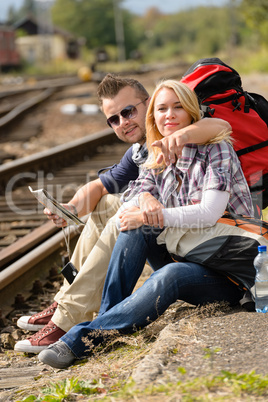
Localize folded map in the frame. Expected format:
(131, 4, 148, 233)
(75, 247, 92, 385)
(28, 186, 85, 226)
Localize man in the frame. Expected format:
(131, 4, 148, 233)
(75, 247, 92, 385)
(14, 74, 230, 353)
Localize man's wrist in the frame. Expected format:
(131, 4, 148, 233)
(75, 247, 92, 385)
(175, 128, 189, 144)
(69, 203, 78, 217)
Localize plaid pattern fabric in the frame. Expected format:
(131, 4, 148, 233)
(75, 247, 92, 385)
(123, 141, 254, 217)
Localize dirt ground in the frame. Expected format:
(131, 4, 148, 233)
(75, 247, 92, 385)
(1, 300, 268, 401)
(0, 65, 268, 401)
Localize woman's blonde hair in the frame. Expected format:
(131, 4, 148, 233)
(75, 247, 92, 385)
(145, 80, 231, 170)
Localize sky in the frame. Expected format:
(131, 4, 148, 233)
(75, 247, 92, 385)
(0, 0, 230, 22)
(123, 0, 229, 15)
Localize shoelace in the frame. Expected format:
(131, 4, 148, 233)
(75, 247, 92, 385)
(31, 302, 57, 319)
(29, 321, 57, 341)
(48, 341, 72, 357)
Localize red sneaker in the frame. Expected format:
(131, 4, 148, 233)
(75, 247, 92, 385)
(17, 301, 58, 331)
(14, 320, 66, 353)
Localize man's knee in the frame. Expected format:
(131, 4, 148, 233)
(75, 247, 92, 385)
(94, 194, 121, 216)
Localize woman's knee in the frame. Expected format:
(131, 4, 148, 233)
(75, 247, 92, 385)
(150, 261, 210, 287)
(150, 262, 181, 283)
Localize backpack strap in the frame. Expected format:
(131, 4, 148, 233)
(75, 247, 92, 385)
(201, 91, 244, 115)
(246, 92, 268, 126)
(243, 91, 250, 113)
(236, 140, 268, 156)
(236, 92, 268, 156)
(220, 211, 268, 236)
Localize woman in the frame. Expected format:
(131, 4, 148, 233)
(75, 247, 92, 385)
(38, 81, 254, 369)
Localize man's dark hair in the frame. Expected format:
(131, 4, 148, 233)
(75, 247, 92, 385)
(97, 73, 149, 108)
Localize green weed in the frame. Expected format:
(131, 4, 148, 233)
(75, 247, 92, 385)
(203, 346, 222, 369)
(17, 377, 107, 401)
(17, 370, 268, 401)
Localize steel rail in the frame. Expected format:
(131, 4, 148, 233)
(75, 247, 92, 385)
(0, 215, 88, 292)
(0, 128, 125, 311)
(0, 72, 104, 99)
(0, 127, 115, 192)
(0, 88, 55, 128)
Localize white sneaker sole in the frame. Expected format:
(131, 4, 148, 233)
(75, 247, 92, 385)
(17, 317, 45, 331)
(14, 341, 48, 354)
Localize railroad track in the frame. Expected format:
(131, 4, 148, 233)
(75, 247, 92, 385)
(0, 73, 106, 132)
(0, 129, 129, 318)
(0, 61, 188, 134)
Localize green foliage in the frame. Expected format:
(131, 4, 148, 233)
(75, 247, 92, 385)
(51, 0, 139, 58)
(8, 0, 35, 23)
(240, 0, 268, 44)
(203, 346, 221, 370)
(234, 47, 268, 74)
(221, 370, 268, 395)
(51, 0, 115, 47)
(15, 28, 28, 38)
(11, 0, 268, 71)
(18, 377, 107, 401)
(17, 370, 268, 401)
(178, 366, 187, 374)
(150, 370, 268, 400)
(136, 5, 248, 62)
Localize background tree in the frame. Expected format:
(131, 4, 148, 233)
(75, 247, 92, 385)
(51, 0, 139, 58)
(240, 0, 268, 45)
(7, 5, 17, 23)
(136, 5, 241, 62)
(9, 0, 268, 71)
(8, 0, 35, 22)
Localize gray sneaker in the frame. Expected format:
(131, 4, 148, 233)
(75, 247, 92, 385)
(239, 290, 255, 312)
(38, 340, 76, 369)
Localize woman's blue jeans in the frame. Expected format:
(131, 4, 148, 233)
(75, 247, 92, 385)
(61, 226, 242, 358)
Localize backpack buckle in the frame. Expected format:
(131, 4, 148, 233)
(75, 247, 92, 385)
(201, 104, 215, 116)
(232, 99, 241, 112)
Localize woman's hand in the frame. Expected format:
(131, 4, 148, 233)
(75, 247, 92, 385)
(139, 192, 165, 228)
(119, 206, 144, 231)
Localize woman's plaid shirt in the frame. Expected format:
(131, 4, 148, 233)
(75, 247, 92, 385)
(122, 141, 254, 217)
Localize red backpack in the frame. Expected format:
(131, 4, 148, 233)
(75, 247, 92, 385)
(181, 58, 268, 216)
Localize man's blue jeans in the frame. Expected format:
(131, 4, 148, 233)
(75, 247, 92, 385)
(61, 226, 242, 358)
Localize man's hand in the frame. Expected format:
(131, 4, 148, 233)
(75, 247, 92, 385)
(139, 192, 164, 228)
(152, 118, 232, 166)
(119, 206, 144, 231)
(43, 203, 76, 228)
(152, 131, 189, 165)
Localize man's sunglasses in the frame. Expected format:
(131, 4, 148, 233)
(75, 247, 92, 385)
(107, 98, 148, 128)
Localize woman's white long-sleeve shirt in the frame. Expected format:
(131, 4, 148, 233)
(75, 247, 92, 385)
(117, 141, 254, 229)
